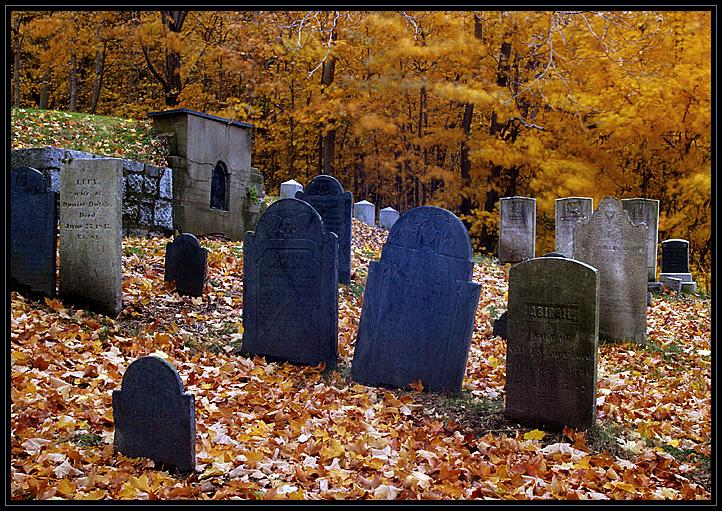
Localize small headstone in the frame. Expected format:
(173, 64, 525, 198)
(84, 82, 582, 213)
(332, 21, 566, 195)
(295, 175, 353, 284)
(572, 197, 647, 344)
(353, 200, 376, 226)
(555, 197, 593, 258)
(59, 158, 123, 316)
(280, 179, 303, 199)
(498, 196, 536, 263)
(242, 198, 338, 367)
(113, 356, 196, 473)
(11, 167, 58, 297)
(621, 198, 660, 281)
(505, 257, 599, 430)
(379, 207, 400, 229)
(352, 206, 481, 393)
(660, 240, 696, 293)
(492, 311, 508, 340)
(165, 233, 208, 297)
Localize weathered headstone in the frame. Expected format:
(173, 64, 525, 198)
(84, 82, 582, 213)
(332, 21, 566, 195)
(498, 197, 536, 263)
(504, 257, 599, 430)
(113, 356, 196, 473)
(242, 198, 339, 368)
(572, 197, 647, 343)
(555, 197, 593, 258)
(352, 206, 481, 393)
(660, 239, 697, 293)
(11, 167, 58, 297)
(621, 198, 660, 281)
(353, 200, 375, 226)
(164, 233, 208, 297)
(492, 311, 508, 340)
(295, 175, 352, 284)
(59, 158, 123, 316)
(280, 179, 303, 199)
(379, 207, 400, 230)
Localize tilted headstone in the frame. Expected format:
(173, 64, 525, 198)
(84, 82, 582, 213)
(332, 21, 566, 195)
(621, 198, 660, 281)
(295, 175, 352, 284)
(504, 257, 599, 430)
(280, 179, 303, 199)
(353, 200, 375, 226)
(11, 167, 58, 297)
(498, 197, 536, 263)
(242, 198, 339, 367)
(379, 207, 400, 230)
(59, 158, 123, 316)
(492, 311, 508, 340)
(164, 233, 208, 297)
(352, 206, 481, 393)
(555, 197, 593, 258)
(660, 239, 696, 293)
(113, 356, 196, 473)
(572, 197, 647, 343)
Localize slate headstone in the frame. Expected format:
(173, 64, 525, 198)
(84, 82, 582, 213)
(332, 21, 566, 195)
(59, 158, 123, 316)
(165, 233, 208, 297)
(379, 207, 400, 229)
(572, 197, 647, 344)
(113, 356, 196, 473)
(492, 311, 508, 340)
(353, 200, 376, 226)
(280, 179, 303, 199)
(11, 167, 58, 298)
(505, 257, 599, 430)
(621, 198, 660, 281)
(555, 197, 593, 258)
(661, 239, 690, 274)
(242, 198, 339, 368)
(498, 196, 536, 263)
(295, 175, 352, 284)
(352, 206, 481, 393)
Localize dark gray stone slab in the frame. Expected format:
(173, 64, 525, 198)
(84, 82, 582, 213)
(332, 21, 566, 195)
(242, 198, 339, 368)
(113, 356, 196, 473)
(492, 311, 508, 340)
(352, 206, 481, 394)
(621, 198, 660, 281)
(498, 197, 536, 263)
(661, 239, 690, 274)
(295, 175, 353, 284)
(11, 167, 58, 298)
(555, 197, 593, 258)
(505, 257, 599, 430)
(165, 233, 208, 297)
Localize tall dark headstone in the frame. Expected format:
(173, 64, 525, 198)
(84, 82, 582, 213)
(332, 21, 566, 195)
(661, 239, 690, 274)
(11, 167, 58, 297)
(164, 233, 208, 297)
(242, 198, 339, 367)
(352, 206, 481, 394)
(113, 356, 196, 473)
(295, 175, 353, 284)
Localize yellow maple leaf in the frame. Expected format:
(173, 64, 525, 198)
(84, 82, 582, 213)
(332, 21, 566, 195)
(130, 474, 151, 492)
(523, 429, 546, 441)
(57, 478, 76, 496)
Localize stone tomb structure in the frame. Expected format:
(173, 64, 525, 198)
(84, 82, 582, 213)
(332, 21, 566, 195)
(660, 239, 697, 293)
(505, 256, 599, 430)
(572, 197, 647, 344)
(352, 206, 481, 394)
(354, 200, 376, 226)
(113, 356, 196, 473)
(379, 207, 400, 229)
(165, 233, 208, 297)
(242, 199, 339, 368)
(59, 158, 123, 317)
(295, 175, 353, 284)
(11, 167, 58, 297)
(498, 196, 536, 263)
(621, 198, 660, 282)
(555, 197, 593, 258)
(149, 108, 265, 241)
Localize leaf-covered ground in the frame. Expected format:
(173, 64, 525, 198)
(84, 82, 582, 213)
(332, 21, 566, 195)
(10, 220, 711, 500)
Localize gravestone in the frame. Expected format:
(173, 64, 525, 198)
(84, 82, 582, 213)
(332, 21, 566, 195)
(621, 198, 659, 281)
(555, 197, 593, 258)
(660, 239, 696, 293)
(492, 311, 508, 340)
(353, 200, 376, 226)
(59, 158, 123, 316)
(379, 207, 400, 229)
(242, 198, 339, 368)
(572, 197, 647, 344)
(11, 167, 58, 297)
(504, 257, 599, 430)
(295, 175, 352, 284)
(498, 197, 536, 263)
(352, 206, 481, 393)
(164, 233, 208, 297)
(280, 179, 303, 199)
(113, 356, 196, 473)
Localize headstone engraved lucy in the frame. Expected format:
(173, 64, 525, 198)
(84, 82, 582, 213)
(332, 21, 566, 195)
(505, 257, 599, 430)
(498, 197, 536, 263)
(11, 167, 58, 297)
(660, 239, 697, 293)
(555, 197, 593, 258)
(352, 206, 481, 393)
(113, 356, 196, 473)
(59, 158, 123, 316)
(621, 198, 659, 281)
(572, 197, 647, 344)
(379, 207, 400, 229)
(295, 175, 353, 284)
(164, 233, 208, 297)
(280, 179, 303, 199)
(242, 198, 339, 367)
(353, 200, 375, 226)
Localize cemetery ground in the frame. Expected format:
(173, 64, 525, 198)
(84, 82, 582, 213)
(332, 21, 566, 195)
(10, 220, 711, 501)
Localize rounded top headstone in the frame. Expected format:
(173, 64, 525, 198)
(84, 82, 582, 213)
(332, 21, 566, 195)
(541, 252, 567, 258)
(304, 175, 344, 195)
(253, 198, 327, 241)
(501, 196, 536, 202)
(386, 206, 472, 261)
(173, 233, 203, 250)
(663, 239, 688, 244)
(120, 356, 185, 396)
(12, 167, 48, 194)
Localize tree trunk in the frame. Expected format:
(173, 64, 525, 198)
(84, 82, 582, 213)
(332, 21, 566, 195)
(90, 40, 107, 114)
(320, 27, 337, 175)
(12, 16, 21, 108)
(69, 49, 77, 112)
(39, 68, 50, 109)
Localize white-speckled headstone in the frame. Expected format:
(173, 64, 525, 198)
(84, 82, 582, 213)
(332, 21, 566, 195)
(555, 197, 593, 258)
(354, 200, 375, 226)
(621, 198, 659, 281)
(379, 207, 399, 229)
(498, 197, 536, 263)
(280, 179, 303, 199)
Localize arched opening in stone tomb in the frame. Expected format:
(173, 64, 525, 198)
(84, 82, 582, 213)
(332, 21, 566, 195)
(210, 161, 229, 211)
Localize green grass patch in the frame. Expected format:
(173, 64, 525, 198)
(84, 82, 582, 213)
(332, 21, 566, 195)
(70, 432, 103, 447)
